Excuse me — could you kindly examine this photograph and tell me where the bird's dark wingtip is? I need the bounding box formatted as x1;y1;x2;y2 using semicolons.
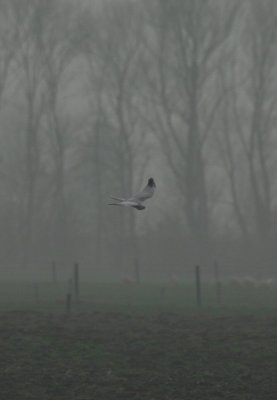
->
148;177;156;187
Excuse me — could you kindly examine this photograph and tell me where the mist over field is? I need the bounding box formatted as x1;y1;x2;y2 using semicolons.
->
1;3;277;400
0;0;277;283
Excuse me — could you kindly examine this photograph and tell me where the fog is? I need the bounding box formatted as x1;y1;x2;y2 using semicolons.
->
0;0;277;282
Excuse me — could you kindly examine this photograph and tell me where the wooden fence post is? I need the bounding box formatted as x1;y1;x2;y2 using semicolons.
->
214;259;222;305
73;263;79;302
195;265;202;308
65;278;72;313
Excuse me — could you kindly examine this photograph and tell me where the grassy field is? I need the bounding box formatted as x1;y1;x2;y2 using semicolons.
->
0;282;276;399
0;280;276;314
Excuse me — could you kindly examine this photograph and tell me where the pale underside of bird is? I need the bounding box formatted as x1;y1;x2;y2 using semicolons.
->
108;178;156;210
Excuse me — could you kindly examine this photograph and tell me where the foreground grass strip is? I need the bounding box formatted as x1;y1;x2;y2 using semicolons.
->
0;311;276;400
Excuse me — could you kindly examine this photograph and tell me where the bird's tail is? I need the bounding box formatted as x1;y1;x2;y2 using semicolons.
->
108;203;123;206
110;196;125;202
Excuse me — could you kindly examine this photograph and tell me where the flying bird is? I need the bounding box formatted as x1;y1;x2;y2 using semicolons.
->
109;178;156;210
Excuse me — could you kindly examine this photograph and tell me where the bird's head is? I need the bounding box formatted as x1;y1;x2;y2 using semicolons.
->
148;177;156;187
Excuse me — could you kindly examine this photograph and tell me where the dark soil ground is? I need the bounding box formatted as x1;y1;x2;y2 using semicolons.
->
0;311;276;400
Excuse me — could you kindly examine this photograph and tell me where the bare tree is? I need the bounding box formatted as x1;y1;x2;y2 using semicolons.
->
80;0;148;279
212;0;277;272
0;2;21;263
241;0;277;242
3;0;75;266
10;0;47;266
34;0;76;267
144;0;238;252
227;0;277;246
215;55;250;240
0;1;18;106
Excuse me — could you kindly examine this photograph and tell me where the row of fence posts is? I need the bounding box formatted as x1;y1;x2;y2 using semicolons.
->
51;261;80;313
50;260;221;311
65;263;79;313
195;261;222;308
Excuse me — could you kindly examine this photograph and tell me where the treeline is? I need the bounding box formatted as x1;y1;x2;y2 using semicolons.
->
0;0;277;278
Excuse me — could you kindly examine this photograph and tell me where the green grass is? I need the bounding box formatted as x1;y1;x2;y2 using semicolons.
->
0;310;277;399
0;281;276;399
0;281;276;316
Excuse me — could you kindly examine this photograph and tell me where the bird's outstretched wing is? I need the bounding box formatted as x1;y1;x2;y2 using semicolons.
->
109;200;138;207
110;196;125;202
109;178;156;210
130;177;156;203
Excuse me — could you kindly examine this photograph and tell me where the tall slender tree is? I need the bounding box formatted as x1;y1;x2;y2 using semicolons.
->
144;0;238;256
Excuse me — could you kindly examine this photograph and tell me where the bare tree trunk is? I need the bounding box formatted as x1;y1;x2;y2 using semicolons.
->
146;0;238;252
